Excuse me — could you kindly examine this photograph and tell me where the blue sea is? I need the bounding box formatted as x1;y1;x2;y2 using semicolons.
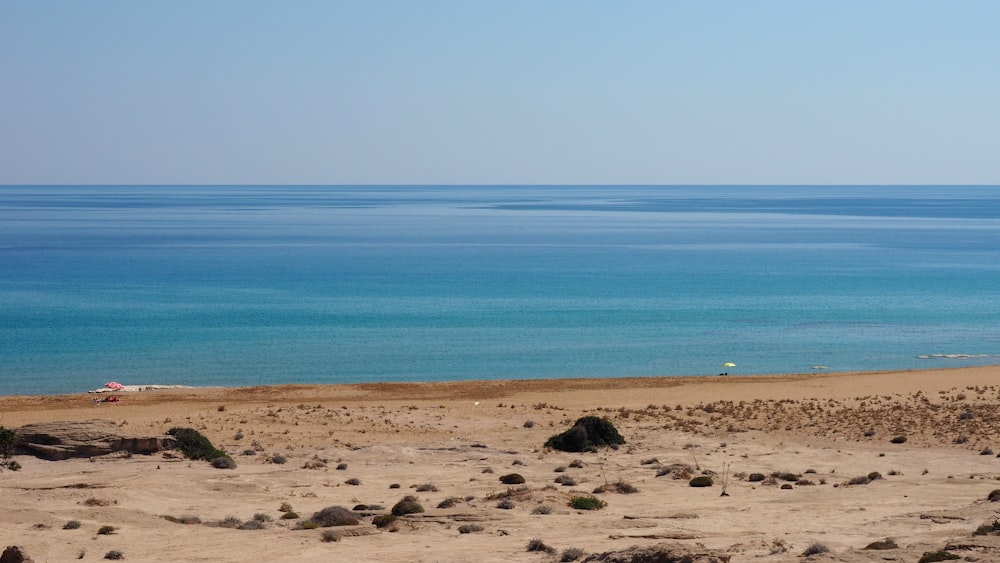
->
2;185;999;396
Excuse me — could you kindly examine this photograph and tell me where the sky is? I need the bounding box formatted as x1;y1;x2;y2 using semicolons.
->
1;1;998;185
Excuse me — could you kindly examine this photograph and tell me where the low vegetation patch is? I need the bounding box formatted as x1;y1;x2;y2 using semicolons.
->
545;416;625;453
689;476;713;487
890;435;907;444
864;538;898;550
458;524;484;534
974;519;1000;536
310;506;360;527
391;495;424;516
97;525;116;535
500;473;525;485
569;495;606;510
167;427;226;461
527;538;556;554
0;426;19;471
802;543;829;557
918;551;960;563
593;480;638;494
372;514;397;529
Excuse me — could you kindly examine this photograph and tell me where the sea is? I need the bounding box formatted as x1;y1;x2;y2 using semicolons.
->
2;185;999;396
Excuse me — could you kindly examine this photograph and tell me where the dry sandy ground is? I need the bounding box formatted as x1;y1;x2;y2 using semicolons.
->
4;366;1000;562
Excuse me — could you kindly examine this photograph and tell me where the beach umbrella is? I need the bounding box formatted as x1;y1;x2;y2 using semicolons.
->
723;362;736;368
104;381;125;391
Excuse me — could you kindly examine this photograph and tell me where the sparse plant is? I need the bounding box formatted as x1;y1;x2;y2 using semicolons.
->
271;454;287;464
560;547;584;561
437;497;460;509
104;550;124;560
415;483;438;492
497;499;516;509
523;420;535;428
974;519;1000;536
532;505;553;515
311;506;360;527
281;511;300;520
593;480;638;494
500;473;525;485
527;538;556;554
345;478;361;486
554;475;577;486
689;476;713;487
64;520;82;530
391;495;424;516
320;529;340;542
238;519;266;530
802;543;829;557
545;416;624;452
569;495;605;510
918;551;960;563
863;538;899;550
97;525;116;535
0;426;19;471
458;524;484;533
210;455;237;469
336;462;348;470
167;427;225;461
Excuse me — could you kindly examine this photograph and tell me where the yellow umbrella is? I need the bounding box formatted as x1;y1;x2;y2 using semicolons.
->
723;362;736;368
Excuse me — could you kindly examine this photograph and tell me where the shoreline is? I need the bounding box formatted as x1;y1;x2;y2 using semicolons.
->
5;364;1000;561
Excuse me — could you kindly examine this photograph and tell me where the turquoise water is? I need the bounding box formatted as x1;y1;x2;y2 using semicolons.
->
2;185;999;396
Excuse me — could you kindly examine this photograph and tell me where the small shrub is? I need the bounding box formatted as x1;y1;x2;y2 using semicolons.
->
802;543;829;557
238;519;266;530
988;489;1000;502
593;480;638;494
918;551;960;563
771;471;800;482
890;436;907;444
281;511;300;520
104;551;124;560
64;520;82;530
848;475;871;485
553;465;567;473
167;427;225;461
500;473;525;485
569;459;584;468
215;515;242;529
335;462;348;470
496;499;516;509
271;454;287;464
560;547;584;562
252;513;272;523
569;495;606;510
391;495;424;516
279;501;294;513
210;455;237;469
545;416;624;452
299;521;319;530
311;506;361;527
532;505;553;515
372;514;397;528
863;538;899;550
345;478;361;486
389;483;401;489
747;472;766;482
982;448;994;456
554;475;577;486
527;538;556;553
458;524;484;534
97;525;116;535
867;471;882;481
973;519;1000;536
1;426;20;471
415;483;438;492
241;449;257;456
689;476;713;487
523;420;535;428
321;529;340;542
437;497;460;509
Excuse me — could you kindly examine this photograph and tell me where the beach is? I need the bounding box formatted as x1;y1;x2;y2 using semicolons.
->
4;366;1000;562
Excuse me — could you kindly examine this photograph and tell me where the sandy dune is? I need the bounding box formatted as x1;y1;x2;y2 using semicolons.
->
4;366;1000;562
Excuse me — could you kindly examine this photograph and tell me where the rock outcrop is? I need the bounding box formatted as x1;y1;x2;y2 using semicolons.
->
581;542;731;563
15;420;176;460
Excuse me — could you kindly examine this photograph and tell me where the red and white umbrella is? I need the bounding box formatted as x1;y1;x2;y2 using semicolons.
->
104;381;125;391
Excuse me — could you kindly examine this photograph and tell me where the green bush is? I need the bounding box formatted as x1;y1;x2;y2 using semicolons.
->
689;476;713;487
0;426;18;471
569;495;606;510
545;416;625;452
167;428;225;461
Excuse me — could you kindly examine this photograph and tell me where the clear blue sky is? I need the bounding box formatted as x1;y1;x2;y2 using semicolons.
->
2;1;998;185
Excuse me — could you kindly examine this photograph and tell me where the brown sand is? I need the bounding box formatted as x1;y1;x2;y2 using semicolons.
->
4;366;1000;562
